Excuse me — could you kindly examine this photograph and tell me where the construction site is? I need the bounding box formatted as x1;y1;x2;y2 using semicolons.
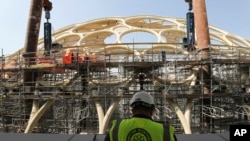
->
0;0;249;137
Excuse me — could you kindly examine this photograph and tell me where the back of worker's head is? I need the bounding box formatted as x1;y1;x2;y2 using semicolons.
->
130;91;155;111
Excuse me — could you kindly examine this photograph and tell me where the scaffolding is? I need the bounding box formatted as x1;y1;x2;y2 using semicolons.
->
0;43;250;134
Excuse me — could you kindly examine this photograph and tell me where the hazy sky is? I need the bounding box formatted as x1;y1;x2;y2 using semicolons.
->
0;0;249;55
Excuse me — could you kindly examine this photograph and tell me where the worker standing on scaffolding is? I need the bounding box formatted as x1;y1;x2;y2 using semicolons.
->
104;91;177;141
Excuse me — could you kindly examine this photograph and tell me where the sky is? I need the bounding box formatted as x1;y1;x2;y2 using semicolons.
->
0;0;250;55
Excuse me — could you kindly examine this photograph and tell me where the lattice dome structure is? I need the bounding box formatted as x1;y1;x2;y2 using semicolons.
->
1;15;250;134
6;15;250;60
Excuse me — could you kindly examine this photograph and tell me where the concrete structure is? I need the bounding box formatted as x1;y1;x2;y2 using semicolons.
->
0;15;250;134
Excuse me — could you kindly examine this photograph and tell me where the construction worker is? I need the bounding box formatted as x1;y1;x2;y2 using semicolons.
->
104;91;177;141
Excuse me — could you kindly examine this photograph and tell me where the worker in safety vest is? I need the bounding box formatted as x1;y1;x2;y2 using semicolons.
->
104;91;177;141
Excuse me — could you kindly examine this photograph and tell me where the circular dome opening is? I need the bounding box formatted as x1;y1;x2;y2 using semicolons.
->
121;31;157;43
121;31;157;49
105;34;117;44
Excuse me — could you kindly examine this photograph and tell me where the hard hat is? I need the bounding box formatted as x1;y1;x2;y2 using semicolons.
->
130;91;155;108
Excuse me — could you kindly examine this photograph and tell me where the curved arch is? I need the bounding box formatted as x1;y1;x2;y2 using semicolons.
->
95;45;132;55
82;31;115;45
54;34;81;47
125;16;180;29
72;18;122;33
160;29;186;43
144;44;188;54
225;34;250;47
120;29;160;43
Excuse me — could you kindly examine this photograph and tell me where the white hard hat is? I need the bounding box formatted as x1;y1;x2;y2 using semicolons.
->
130;91;155;108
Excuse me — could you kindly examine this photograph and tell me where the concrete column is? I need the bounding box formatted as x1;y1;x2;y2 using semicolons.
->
192;0;211;94
192;0;210;50
23;0;43;55
22;0;44;132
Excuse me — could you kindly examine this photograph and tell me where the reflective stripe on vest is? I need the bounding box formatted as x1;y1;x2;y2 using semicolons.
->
163;124;170;141
111;120;120;141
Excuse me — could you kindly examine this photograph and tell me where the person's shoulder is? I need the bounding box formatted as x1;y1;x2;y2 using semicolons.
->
112;118;131;124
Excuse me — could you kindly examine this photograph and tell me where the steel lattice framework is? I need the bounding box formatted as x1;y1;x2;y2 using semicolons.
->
1;15;250;134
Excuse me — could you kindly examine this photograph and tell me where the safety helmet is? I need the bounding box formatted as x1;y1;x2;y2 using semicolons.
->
130;91;155;108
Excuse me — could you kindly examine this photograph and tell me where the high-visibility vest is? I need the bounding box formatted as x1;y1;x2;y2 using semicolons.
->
109;118;175;141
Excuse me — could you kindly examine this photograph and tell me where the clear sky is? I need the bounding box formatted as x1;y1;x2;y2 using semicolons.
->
0;0;249;55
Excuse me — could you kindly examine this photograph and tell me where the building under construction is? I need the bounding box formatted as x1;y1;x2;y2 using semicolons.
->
0;0;249;135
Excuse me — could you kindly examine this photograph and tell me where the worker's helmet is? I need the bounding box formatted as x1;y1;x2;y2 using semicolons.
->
130;91;155;108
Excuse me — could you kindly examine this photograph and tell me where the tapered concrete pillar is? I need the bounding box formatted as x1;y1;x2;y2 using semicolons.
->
22;0;44;131
192;0;210;50
23;0;43;59
192;0;211;94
